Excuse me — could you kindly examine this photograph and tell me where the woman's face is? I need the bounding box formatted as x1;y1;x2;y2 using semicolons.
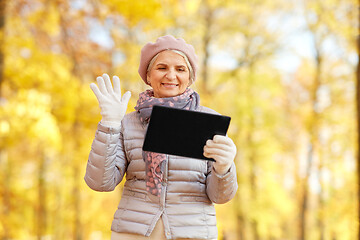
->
147;50;190;98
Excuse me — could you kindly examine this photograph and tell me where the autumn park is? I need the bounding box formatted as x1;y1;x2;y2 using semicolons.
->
0;0;359;239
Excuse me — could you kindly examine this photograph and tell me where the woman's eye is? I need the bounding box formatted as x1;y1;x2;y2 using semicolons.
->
178;68;185;71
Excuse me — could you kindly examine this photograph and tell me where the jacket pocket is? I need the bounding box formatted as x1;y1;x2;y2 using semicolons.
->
180;195;212;204
123;189;147;200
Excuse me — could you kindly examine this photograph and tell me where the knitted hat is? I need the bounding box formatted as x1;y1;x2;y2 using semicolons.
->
138;35;198;85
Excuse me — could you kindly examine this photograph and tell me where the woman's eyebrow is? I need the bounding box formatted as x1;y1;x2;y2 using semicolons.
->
155;63;187;69
155;62;167;66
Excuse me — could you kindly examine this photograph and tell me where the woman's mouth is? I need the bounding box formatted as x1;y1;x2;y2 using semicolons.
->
161;83;178;88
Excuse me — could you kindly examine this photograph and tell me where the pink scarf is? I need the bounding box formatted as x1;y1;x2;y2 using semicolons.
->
134;88;200;196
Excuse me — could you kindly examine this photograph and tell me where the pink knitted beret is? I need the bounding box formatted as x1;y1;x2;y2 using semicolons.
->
138;35;198;85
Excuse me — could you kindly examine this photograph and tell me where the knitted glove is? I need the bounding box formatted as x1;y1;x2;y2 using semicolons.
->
90;73;131;128
203;135;237;175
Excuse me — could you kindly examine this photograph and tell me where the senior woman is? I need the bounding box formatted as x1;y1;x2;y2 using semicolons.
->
84;35;238;240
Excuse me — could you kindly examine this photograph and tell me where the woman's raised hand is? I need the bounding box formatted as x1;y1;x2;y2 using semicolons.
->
90;73;131;127
203;135;237;175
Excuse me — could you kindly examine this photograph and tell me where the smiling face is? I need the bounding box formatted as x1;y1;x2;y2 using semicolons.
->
147;50;191;98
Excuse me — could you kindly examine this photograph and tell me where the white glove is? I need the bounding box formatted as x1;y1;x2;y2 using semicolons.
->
203;135;237;175
90;73;131;128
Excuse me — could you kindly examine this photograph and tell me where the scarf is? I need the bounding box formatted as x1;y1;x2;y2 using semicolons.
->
134;88;200;196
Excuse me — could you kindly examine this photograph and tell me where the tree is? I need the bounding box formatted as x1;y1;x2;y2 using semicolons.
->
356;0;360;238
0;1;10;239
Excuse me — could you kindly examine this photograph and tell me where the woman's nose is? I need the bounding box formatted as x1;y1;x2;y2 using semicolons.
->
166;69;176;80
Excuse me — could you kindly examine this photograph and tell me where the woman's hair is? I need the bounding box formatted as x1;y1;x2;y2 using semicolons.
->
146;49;195;84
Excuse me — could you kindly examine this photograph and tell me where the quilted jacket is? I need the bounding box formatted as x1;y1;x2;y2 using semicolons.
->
84;106;238;239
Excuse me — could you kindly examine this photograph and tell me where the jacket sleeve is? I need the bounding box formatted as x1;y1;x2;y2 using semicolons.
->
206;162;238;204
84;122;128;192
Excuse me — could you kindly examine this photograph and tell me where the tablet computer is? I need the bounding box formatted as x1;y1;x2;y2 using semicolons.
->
142;105;231;161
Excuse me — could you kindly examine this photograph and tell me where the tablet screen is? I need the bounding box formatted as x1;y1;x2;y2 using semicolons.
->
142;105;231;161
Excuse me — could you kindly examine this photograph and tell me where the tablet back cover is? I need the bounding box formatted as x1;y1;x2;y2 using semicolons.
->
142;105;231;161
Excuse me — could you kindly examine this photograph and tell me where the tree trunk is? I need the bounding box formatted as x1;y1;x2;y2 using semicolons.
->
247;67;260;240
36;153;47;240
0;0;5;93
0;2;9;240
312;45;325;240
200;0;213;94
249;139;259;240
73;160;82;240
72;123;82;240
299;144;312;240
58;2;84;239
234;180;245;240
1;151;11;240
356;1;360;238
317;146;325;240
298;18;323;237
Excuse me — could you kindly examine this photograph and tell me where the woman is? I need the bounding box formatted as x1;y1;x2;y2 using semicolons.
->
85;35;238;240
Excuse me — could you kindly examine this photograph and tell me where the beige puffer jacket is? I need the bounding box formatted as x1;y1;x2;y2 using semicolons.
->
84;106;238;239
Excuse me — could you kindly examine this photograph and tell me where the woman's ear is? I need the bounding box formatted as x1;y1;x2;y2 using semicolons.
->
187;79;192;87
146;75;151;86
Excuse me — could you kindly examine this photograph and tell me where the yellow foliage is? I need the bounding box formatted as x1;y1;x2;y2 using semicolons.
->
1;89;61;150
102;0;163;27
26;3;60;36
0;0;357;239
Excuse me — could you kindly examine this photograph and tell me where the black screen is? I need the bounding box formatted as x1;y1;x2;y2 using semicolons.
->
142;105;231;161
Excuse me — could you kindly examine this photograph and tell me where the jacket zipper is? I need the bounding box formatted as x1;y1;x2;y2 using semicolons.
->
160;155;168;208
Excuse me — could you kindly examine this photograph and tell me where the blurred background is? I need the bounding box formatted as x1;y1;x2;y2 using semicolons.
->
0;0;358;239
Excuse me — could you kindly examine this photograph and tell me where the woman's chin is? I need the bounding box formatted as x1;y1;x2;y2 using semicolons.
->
155;89;183;98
